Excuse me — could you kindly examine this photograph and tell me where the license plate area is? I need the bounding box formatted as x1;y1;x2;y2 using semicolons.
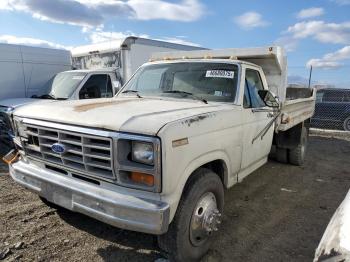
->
42;183;72;210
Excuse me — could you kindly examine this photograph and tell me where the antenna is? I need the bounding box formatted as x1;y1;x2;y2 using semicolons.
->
308;65;313;89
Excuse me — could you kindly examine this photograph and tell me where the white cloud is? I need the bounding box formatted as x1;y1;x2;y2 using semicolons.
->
286;20;350;44
274;36;299;52
0;0;205;27
128;0;204;21
275;19;350;69
297;7;324;19
86;29;201;46
307;46;350;69
331;0;350;5
234;11;269;30
0;34;71;50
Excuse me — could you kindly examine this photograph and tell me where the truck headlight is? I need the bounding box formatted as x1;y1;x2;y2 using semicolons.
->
117;135;161;192
132;141;154;165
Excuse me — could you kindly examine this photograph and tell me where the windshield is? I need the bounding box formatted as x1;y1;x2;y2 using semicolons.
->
122;62;239;103
49;72;87;99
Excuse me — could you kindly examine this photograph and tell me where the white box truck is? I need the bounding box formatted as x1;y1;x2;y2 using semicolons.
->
0;43;71;149
71;36;205;84
8;46;315;261
0;43;71;99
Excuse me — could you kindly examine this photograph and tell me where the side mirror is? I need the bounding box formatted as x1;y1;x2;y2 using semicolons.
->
258;90;280;108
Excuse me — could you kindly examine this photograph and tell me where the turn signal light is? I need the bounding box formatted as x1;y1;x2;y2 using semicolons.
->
2;150;19;165
130;172;154;187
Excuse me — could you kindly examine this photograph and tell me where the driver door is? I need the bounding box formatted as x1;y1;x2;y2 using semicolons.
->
239;66;274;180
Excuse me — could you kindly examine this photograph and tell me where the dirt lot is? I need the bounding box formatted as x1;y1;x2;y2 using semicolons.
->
1;135;350;262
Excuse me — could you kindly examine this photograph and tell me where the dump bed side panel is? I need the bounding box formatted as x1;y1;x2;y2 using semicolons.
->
277;89;316;131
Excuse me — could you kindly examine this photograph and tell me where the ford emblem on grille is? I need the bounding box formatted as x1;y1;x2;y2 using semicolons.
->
51;143;66;154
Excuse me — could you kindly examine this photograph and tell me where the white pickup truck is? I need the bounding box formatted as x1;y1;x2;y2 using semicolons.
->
8;46;315;261
0;68;122;150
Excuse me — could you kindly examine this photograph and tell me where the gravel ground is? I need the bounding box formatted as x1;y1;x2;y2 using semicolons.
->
0;135;350;262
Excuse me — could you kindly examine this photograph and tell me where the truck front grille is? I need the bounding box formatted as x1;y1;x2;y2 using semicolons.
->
23;124;114;179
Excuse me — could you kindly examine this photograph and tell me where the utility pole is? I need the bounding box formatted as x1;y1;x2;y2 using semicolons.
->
308;65;313;89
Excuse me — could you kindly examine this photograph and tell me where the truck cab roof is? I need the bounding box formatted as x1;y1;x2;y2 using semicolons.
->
147;58;262;69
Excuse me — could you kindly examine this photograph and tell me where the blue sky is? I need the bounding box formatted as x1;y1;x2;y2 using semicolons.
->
1;0;350;87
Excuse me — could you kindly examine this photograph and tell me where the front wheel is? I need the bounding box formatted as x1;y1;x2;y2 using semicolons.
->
344;116;350;131
158;169;224;262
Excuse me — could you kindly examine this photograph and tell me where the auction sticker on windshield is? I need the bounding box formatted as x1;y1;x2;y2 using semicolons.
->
206;70;234;79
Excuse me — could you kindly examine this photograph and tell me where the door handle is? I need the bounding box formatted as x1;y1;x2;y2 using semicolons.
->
267;112;274;118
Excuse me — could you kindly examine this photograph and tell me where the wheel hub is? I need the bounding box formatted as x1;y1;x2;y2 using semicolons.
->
190;192;221;246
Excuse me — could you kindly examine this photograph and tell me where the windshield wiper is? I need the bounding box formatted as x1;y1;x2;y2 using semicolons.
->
163;90;208;104
121;90;142;98
38;94;67;100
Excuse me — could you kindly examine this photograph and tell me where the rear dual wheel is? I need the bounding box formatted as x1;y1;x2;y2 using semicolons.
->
275;126;308;166
288;126;308;166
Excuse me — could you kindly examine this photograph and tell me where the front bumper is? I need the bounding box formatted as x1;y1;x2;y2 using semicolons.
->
10;160;170;235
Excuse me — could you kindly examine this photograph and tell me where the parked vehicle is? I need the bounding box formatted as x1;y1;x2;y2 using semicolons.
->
0;37;204;148
0;43;71;151
8;46;315;261
314;189;350;262
0;43;71;100
71;36;205;78
0;68;121;149
311;88;350;131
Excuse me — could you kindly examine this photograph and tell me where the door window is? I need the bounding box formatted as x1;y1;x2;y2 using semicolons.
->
243;69;266;108
79;74;113;99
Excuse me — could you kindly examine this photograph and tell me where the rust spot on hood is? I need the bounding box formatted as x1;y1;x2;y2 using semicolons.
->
183;113;214;127
74;99;135;112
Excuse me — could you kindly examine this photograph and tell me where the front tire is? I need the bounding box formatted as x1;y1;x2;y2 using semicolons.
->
344;116;350;131
158;168;224;262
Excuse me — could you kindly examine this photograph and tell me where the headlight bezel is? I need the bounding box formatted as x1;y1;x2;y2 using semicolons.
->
116;133;162;193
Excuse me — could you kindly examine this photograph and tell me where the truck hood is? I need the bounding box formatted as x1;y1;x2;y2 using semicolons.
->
0;98;44;109
14;97;223;135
